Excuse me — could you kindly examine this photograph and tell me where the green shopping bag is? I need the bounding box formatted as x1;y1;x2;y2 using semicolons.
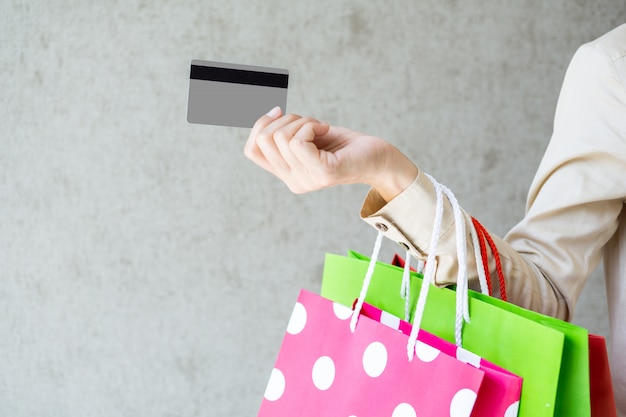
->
321;251;589;417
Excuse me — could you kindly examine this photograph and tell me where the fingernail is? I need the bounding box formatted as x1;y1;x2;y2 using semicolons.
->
266;106;281;118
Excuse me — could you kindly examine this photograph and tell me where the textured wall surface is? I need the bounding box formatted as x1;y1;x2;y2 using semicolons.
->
2;1;625;415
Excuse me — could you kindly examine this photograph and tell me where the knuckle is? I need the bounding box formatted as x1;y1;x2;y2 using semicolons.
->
317;176;333;189
252;114;273;131
256;130;274;147
279;113;299;125
301;117;318;125
251;118;265;131
244;145;262;162
286;177;311;194
274;129;290;143
243;143;256;159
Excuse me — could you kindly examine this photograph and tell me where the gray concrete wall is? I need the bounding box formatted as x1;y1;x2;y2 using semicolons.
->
2;1;625;415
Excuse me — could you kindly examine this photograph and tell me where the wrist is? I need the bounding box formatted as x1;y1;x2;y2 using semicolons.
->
367;143;418;202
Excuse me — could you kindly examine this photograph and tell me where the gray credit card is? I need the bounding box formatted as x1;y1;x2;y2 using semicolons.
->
186;60;289;128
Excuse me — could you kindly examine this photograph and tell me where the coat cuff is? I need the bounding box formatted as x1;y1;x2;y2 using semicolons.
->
360;170;460;286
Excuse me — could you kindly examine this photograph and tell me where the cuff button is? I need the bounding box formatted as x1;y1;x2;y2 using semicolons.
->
375;222;389;232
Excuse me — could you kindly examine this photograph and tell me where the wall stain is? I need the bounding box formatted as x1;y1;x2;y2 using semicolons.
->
480;147;500;173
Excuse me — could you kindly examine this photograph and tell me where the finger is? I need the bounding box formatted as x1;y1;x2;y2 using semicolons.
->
273;118;327;172
250;106;282;138
244;106;283;165
252;113;305;176
288;122;334;185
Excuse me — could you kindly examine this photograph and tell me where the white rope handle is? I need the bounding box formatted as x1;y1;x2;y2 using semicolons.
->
406;173;444;360
400;252;426;323
350;230;384;332
407;173;472;360
350;173;474;358
438;182;470;347
400;248;412;322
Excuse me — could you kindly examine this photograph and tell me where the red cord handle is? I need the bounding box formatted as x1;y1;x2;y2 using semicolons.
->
471;217;507;301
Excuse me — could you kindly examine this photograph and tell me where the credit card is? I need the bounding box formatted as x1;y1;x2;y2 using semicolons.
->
186;59;289;128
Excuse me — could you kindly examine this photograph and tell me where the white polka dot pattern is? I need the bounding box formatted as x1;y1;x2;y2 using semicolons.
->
392;403;417;417
333;302;353;320
287;302;307;335
414;340;440;362
362;341;388;377
263;368;285;401
257;290;490;417
505;401;520;417
450;388;478;417
312;356;335;390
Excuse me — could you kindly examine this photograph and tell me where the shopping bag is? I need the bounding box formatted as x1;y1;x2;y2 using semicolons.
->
321;252;563;417
589;334;617;417
257;289;485;417
324;250;592;417
389;213;591;417
360;301;522;417
471;217;598;417
467;229;613;417
320;173;567;416
469;285;589;416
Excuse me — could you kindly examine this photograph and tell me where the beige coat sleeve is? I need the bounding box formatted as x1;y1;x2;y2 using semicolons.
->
360;174;571;320
361;26;626;321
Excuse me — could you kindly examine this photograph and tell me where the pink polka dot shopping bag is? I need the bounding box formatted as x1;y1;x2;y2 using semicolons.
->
257;289;486;417
359;302;522;417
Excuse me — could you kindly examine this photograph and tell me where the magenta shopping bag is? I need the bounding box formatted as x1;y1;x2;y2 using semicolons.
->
360;302;522;417
258;289;485;417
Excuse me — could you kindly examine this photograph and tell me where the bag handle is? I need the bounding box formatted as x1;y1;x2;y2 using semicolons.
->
469;216;507;301
411;175;470;350
400;251;413;322
392;212;508;329
350;172;472;361
350;229;385;334
395;215;508;304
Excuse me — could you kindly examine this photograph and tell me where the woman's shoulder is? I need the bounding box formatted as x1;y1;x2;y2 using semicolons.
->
581;24;626;63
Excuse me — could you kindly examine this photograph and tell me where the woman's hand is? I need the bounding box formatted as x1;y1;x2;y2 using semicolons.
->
244;107;418;202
